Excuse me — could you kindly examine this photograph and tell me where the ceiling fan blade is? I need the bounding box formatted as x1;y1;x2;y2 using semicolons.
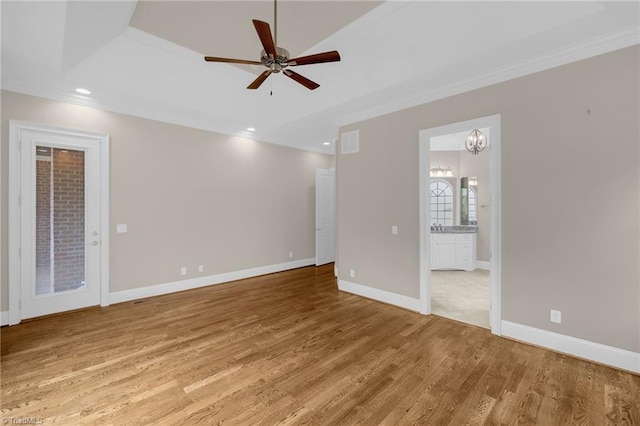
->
247;70;272;90
204;56;262;65
283;70;319;90
252;20;277;58
287;51;341;66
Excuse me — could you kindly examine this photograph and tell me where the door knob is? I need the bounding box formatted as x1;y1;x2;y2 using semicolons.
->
92;241;99;246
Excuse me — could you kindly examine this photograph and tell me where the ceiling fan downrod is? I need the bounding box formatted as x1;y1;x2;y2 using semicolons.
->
274;0;277;48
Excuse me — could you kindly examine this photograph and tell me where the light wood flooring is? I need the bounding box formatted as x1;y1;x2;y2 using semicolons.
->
431;269;491;329
2;264;638;425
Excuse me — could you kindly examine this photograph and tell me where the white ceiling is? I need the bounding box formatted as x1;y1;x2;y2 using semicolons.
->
2;1;639;154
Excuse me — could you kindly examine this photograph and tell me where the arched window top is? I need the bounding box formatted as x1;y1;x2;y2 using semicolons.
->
430;179;453;226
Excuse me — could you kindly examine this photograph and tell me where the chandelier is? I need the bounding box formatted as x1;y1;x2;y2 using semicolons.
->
465;129;488;155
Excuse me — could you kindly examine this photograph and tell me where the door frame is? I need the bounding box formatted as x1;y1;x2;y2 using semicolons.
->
8;120;110;325
418;114;502;335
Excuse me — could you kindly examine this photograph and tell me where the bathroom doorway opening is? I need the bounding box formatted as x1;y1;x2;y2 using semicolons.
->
418;115;502;335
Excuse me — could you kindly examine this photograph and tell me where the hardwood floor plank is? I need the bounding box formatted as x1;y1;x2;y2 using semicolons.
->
2;264;639;425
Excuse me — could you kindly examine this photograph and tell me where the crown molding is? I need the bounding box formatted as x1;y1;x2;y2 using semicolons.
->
337;26;640;127
0;79;334;155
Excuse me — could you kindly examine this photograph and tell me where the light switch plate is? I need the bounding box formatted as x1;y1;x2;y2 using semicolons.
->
116;224;127;233
392;225;398;235
550;309;561;324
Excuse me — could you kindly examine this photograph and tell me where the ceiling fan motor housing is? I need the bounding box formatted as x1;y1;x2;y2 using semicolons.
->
261;47;290;73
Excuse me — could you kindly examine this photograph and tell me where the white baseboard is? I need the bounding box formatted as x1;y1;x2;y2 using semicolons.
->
1;311;8;326
476;260;490;270
110;258;315;305
502;320;640;374
338;279;421;312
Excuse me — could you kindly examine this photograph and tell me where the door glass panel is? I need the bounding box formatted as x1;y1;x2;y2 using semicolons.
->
35;146;86;295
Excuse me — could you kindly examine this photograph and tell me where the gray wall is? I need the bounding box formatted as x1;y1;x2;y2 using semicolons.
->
1;91;333;309
336;46;639;352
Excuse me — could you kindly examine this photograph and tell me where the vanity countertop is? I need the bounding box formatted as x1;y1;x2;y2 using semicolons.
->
431;225;478;234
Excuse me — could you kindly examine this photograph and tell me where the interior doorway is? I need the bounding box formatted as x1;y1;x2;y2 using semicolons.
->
315;168;335;266
8;121;110;324
418;115;502;335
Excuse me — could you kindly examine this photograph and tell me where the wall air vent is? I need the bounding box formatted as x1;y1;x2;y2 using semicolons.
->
341;130;359;154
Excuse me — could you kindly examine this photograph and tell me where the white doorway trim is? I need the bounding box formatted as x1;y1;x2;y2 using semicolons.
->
418;114;502;335
8;120;110;325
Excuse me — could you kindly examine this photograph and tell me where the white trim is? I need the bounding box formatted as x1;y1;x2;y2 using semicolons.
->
338;26;640;127
502;320;640;374
337;279;421;313
110;258;315;305
1;311;9;326
489;117;502;335
8;120;110;325
8;122;21;325
476;261;491;271
100;137;110;307
419;114;502;335
418;136;431;315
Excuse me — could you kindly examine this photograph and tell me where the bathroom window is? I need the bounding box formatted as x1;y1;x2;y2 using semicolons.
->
468;187;477;224
430;179;453;226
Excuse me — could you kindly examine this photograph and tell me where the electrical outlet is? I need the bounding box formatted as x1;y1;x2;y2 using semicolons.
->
180;267;187;276
289;251;293;258
550;309;561;324
198;265;204;273
349;269;355;278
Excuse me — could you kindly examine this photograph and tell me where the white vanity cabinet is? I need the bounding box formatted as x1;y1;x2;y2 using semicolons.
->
431;233;477;271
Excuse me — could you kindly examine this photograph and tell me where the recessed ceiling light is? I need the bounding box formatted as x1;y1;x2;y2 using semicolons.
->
323;142;331;146
75;88;91;95
246;127;256;132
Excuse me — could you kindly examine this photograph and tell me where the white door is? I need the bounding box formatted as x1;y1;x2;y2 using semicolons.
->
315;168;335;266
18;128;103;319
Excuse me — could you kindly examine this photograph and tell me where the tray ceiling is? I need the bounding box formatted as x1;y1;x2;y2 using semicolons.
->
2;1;638;153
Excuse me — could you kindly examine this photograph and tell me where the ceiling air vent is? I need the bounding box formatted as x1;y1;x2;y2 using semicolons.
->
341;130;359;154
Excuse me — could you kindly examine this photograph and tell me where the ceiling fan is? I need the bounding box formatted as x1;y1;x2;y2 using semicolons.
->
204;0;340;90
